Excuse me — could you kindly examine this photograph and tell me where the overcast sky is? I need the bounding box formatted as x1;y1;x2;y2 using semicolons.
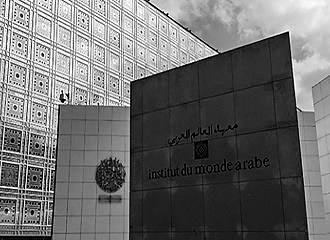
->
151;0;330;111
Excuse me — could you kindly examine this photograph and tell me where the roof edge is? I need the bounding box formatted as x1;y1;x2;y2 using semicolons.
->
144;0;219;53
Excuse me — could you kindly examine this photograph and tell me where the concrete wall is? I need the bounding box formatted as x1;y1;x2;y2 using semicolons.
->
130;32;308;240
298;111;328;240
312;76;330;237
53;106;129;240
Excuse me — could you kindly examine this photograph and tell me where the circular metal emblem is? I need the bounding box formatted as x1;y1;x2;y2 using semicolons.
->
95;157;126;193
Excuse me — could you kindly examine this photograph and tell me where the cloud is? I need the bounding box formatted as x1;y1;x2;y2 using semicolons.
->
151;0;330;110
225;0;330;109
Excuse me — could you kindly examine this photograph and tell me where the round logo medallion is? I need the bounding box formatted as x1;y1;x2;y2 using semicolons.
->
95;157;126;193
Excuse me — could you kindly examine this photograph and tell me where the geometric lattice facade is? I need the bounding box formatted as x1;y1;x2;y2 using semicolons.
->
313;76;330;238
298;111;329;240
0;0;216;236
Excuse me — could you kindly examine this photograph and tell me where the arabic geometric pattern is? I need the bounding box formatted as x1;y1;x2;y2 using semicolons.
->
47;202;53;225
159;18;168;34
58;0;72;20
0;199;16;224
94;0;106;16
110;30;120;48
29;133;45;157
0;163;19;188
26;166;43;190
53;108;59;131
93;69;105;89
189;39;195;52
23;201;41;224
51;139;57;159
160;38;168;53
124;37;133;55
33;72;49;96
95;157;126;193
171;46;178;59
56;53;70;75
110;53;120;71
149;31;157;48
123;15;133;34
57;26;71;48
148;52;157;68
11;33;28;58
13;3;30;28
4;128;22;153
50;170;55;191
36;15;51;39
109;76;120;95
194;140;209;160
93;20;105;40
0;0;216;235
137;24;146;41
76;35;89;57
123;0;133;12
196;44;204;56
6;95;24;120
124;59;133;77
31;102;47;126
149;12;157;29
137;3;145;19
80;0;90;6
35;43;50;67
170;25;178;41
180;34;188;49
160;58;168;71
0;0;5;17
77;10;89;31
123;81;130;99
181;52;187;64
92;93;104;105
94;44;105;64
76;61;88;82
137;66;146;79
37;0;52;11
0;26;3;48
136;45;146;62
8;63;26;89
110;6;120;25
74;87;87;104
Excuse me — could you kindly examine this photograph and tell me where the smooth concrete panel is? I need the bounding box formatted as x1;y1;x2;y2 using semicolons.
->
232;39;271;90
204;183;241;231
53;106;129;239
235;83;276;134
198;53;233;99
168;63;199;106
269;33;293;81
131;32;308;239
313;76;330;237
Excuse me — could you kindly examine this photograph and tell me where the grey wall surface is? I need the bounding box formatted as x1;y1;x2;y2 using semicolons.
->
312;76;330;237
53;106;129;240
298;111;328;240
130;32;308;240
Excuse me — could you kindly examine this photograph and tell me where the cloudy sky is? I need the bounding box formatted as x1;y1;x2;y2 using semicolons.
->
151;0;330;111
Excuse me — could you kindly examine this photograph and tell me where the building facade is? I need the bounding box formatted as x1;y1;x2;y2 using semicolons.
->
0;0;217;236
312;76;330;237
53;105;129;240
298;111;328;240
130;32;309;240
